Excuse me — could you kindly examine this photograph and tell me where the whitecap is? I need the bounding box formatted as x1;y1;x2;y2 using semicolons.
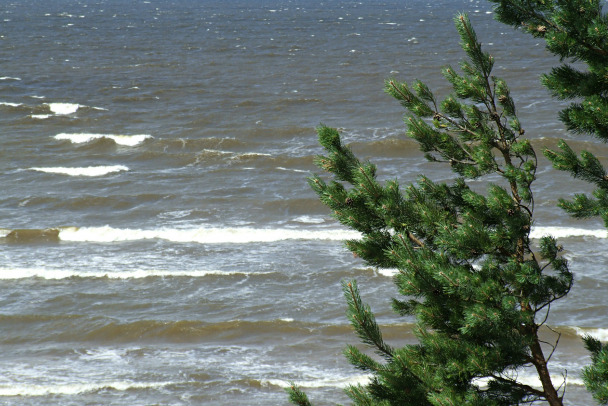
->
291;216;326;224
0;267;254;280
78;348;128;362
530;226;606;239
53;225;601;245
30;114;52;119
474;372;584;390
231;152;272;158
0;381;175;396
57;225;361;244
574;327;608;342
0;101;22;107
0;76;21;81
276;167;309;173
376;262;480;277
157;210;193;220
29;165;129;177
46;102;80;115
376;268;399;277
54;133;152;146
266;374;369;389
200;148;232;156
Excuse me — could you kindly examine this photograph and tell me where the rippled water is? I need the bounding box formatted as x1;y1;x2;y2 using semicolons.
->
1;0;606;404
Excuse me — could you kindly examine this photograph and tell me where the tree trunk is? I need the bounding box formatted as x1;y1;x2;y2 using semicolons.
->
530;338;563;406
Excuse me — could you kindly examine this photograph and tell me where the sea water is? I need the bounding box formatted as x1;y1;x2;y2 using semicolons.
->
1;0;606;404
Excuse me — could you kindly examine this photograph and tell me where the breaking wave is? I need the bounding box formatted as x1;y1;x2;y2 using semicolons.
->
0;226;359;244
0;381;175;397
2;225;607;246
530;226;606;239
54;133;152;146
29;165;129;177
0;267;260;280
58;225;359;243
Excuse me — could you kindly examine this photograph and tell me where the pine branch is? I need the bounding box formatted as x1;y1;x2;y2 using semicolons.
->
582;335;608;404
343;280;394;360
491;0;608;58
488;374;547;398
286;383;313;406
303;10;571;406
544;325;562;364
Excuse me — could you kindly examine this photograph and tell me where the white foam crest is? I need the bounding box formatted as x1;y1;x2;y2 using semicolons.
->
273;371;583;392
376;262;480;278
530;226;606;239
30;114;51;119
291;216;326;224
235;152;272;157
201;148;232;156
0;267;251;280
474;371;584;389
29;165;129;177
313;225;608;243
575;327;608;342
0;381;174;396
56;225;597;247
276;166;309;173
266;374;369;389
0;101;22;107
46;102;80;115
58;225;361;244
78;348;129;362
157;209;193;220
54;133;152;146
377;268;399;277
0;76;21;81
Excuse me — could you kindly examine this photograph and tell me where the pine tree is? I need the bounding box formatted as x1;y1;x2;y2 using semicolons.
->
288;14;574;406
487;1;608;403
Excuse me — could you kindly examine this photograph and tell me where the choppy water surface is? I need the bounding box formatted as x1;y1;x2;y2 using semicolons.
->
1;0;606;404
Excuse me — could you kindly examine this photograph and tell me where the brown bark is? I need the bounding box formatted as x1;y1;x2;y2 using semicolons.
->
530;337;563;406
